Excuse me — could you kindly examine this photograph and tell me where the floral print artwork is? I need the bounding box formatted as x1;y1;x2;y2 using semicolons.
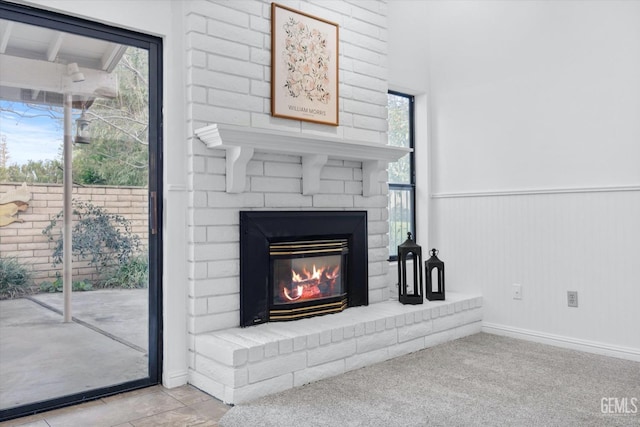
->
282;17;332;104
271;3;338;125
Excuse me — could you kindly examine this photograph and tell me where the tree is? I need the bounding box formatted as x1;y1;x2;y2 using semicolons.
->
0;47;149;187
387;94;411;184
0;159;63;183
0;135;8;168
0;107;65;183
72;47;149;187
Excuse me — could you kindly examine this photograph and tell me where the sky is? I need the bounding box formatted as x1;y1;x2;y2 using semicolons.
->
0;100;65;166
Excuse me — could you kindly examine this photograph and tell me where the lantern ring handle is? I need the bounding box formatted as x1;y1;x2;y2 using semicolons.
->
431;248;439;256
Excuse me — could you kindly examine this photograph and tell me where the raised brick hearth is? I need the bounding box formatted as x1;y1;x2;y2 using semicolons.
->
191;293;482;404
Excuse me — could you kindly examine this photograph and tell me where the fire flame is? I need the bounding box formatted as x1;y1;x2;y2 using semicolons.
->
282;264;340;302
283;285;305;301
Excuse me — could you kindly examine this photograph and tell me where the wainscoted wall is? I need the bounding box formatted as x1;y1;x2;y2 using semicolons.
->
389;0;640;359
430;187;640;357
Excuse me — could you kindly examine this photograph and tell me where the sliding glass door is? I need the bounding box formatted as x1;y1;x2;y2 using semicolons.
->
0;2;162;421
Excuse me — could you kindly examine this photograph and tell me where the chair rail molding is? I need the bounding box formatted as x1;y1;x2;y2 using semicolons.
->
194;123;411;196
431;185;640;199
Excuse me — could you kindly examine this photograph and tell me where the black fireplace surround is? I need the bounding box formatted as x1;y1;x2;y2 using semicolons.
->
240;211;368;327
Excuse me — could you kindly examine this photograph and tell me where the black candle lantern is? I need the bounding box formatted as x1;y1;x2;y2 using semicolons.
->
425;248;445;301
397;232;423;305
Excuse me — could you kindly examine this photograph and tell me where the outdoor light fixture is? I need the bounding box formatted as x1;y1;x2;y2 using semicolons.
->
74;108;91;144
397;232;424;305
67;62;85;82
426;248;445;301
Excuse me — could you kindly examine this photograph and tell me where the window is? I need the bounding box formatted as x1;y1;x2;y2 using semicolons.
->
387;91;415;260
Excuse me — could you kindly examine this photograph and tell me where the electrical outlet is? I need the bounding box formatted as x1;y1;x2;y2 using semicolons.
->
512;284;522;300
567;291;578;307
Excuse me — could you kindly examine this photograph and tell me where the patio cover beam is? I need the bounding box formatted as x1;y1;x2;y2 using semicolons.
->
0;54;118;98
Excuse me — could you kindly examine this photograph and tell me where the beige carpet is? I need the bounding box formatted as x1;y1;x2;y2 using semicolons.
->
220;333;640;426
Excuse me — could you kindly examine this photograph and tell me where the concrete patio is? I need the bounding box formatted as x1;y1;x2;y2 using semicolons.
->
0;289;148;411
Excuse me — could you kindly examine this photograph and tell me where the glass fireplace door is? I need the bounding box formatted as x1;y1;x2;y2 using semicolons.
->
269;240;348;321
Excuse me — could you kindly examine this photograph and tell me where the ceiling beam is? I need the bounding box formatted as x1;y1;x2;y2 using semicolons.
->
46;32;65;62
0;21;14;54
0;54;118;98
101;43;127;72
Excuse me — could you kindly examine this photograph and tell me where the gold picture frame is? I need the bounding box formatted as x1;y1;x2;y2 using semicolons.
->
271;3;339;126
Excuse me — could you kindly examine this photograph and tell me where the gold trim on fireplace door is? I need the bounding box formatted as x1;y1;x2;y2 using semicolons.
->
270;240;348;256
270;240;347;249
270;247;345;256
269;297;348;320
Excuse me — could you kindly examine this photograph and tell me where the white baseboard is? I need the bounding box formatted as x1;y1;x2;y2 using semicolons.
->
162;370;189;388
482;323;640;362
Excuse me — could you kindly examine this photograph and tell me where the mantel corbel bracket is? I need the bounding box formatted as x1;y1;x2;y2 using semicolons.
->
362;160;386;197
226;146;254;193
302;154;329;195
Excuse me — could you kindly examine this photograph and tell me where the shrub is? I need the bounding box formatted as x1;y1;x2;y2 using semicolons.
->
42;200;141;278
73;280;93;292
102;255;148;289
0;257;33;299
39;278;93;293
38;281;60;293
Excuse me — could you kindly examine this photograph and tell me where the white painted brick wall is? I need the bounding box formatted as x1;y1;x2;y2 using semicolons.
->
293;359;345;387
185;0;391;379
248;352;306;383
307;340;356;367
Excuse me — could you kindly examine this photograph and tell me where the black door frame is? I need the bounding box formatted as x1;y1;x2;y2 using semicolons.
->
0;1;163;421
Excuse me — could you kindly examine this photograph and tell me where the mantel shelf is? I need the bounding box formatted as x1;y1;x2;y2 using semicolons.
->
194;123;411;196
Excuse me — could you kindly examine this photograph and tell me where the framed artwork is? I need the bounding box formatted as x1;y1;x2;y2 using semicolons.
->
271;3;339;126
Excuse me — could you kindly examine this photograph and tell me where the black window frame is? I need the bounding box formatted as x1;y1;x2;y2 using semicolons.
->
388;90;416;261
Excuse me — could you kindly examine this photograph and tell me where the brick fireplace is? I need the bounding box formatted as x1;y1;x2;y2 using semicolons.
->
179;0;483;408
188;124;484;404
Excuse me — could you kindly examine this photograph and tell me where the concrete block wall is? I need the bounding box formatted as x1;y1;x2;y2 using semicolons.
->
0;183;148;286
184;0;391;345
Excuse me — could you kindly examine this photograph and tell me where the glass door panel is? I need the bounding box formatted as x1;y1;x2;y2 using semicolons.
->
0;6;161;420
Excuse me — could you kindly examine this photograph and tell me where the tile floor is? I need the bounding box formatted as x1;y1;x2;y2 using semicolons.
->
0;385;230;427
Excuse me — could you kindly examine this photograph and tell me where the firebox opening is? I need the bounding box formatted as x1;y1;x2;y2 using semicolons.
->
240;211;368;327
270;239;348;321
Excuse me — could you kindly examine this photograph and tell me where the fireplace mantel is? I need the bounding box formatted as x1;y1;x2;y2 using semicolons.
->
194;124;411;196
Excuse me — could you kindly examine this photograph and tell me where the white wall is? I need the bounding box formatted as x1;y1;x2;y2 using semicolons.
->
425;0;640;194
389;0;640;357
